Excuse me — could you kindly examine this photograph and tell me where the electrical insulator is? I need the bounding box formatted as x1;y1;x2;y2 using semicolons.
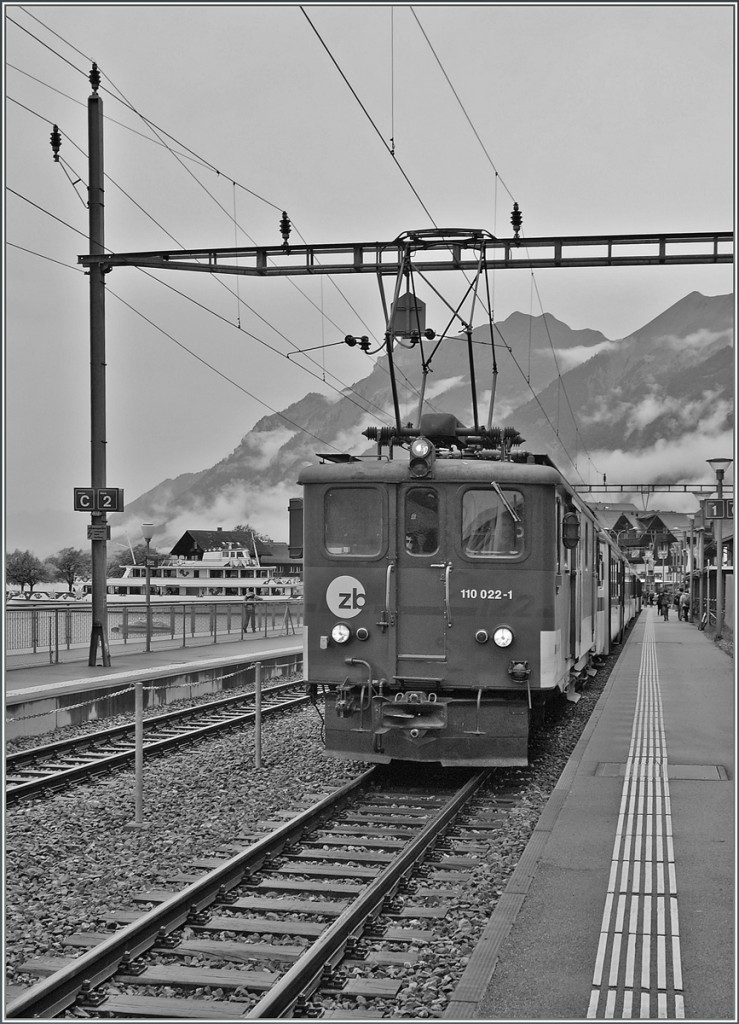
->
511;202;522;240
345;335;371;351
280;211;291;247
50;125;62;162
89;63;100;93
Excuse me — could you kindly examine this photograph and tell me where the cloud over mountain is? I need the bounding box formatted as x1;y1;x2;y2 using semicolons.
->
118;291;733;550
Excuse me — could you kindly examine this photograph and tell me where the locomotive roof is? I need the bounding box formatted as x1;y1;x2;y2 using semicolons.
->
298;456;568;488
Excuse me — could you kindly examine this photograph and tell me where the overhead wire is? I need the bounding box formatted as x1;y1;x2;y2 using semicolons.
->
8;14;430;420
11;7;593;475
409;7;517;204
9;170;391;426
6;84;406;425
6;237;346;455
409;6;600;479
300;6;438;226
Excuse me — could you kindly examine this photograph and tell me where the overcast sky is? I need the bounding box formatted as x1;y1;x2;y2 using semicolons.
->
3;2;735;556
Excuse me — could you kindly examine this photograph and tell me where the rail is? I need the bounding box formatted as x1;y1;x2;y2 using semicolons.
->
4;599;303;662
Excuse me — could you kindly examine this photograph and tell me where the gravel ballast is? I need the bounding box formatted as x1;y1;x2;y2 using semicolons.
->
5;643;628;1016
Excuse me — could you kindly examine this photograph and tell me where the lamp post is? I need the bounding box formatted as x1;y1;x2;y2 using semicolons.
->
657;545;668;588
692;492;708;627
142;523;154;653
707;458;732;639
688;515;696;622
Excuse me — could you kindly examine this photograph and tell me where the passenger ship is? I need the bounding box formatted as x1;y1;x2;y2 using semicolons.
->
106;530;302;602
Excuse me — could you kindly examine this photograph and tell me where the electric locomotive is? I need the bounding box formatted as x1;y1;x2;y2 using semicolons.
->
290;227;639;766
296;414;639;767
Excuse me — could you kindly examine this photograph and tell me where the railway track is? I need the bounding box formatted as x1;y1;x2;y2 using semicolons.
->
7;765;501;1019
6;681;308;805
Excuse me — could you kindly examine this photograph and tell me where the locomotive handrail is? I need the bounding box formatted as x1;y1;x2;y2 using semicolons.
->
384;561;395;626
432;562;454;626
444;563;453;626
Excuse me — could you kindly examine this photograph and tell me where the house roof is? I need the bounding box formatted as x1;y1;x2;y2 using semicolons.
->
593;509;641;532
168;531;302;565
637;512;693;537
170;530;273;557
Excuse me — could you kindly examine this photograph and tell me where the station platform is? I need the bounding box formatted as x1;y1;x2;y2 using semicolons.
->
447;607;735;1021
4;633;303;695
4;635;304;741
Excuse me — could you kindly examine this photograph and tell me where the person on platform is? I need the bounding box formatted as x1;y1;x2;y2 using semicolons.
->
657;591;669;620
243;590;257;633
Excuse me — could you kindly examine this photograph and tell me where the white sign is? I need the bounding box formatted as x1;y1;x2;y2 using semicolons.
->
326;575;366;618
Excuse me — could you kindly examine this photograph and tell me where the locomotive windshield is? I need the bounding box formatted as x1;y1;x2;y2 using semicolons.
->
324;487;383;555
405;488;439;554
462;489;525;557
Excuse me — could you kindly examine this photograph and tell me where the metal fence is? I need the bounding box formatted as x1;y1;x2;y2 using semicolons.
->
4;599;303;662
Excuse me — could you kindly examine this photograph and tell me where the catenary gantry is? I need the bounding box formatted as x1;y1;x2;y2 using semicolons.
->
79;229;733;277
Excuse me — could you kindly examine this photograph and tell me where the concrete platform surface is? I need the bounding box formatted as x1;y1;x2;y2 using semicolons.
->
446;608;735;1021
5;634;303;699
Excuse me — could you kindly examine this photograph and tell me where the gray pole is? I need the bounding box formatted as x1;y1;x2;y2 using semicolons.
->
688;518;695;622
715;470;725;638
145;539;152;653
87;64;110;666
698;527;705;625
254;662;263;768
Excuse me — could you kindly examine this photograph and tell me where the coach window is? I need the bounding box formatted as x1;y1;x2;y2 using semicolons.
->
325;487;383;556
462;489;524;557
405;488;439;554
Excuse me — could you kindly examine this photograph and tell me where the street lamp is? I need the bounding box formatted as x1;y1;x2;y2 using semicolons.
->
707;457;732;639
687;515;696;622
142;522;155;653
657;545;668;587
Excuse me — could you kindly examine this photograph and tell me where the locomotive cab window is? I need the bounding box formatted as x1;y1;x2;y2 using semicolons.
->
405;488;439;554
462;489;524;557
325;488;383;556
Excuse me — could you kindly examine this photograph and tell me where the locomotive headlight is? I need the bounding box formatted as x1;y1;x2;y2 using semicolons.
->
410;437;433;459
331;623;352;644
409;436;435;478
492;625;514;648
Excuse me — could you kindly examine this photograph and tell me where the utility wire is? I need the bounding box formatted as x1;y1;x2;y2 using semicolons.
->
410;7;516;203
8;239;345;454
300;6;438;226
9;16;424;410
8;12;431;408
8;179;389;423
16;8;584;460
408;8;600;477
8;84;403;420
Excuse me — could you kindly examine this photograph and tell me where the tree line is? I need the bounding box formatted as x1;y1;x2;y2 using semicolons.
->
5;545;164;599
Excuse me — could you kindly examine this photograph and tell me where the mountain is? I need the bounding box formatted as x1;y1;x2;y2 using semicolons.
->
118;291;734;550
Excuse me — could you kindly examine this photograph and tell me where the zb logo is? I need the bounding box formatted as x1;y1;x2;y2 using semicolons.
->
326;575;366;619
